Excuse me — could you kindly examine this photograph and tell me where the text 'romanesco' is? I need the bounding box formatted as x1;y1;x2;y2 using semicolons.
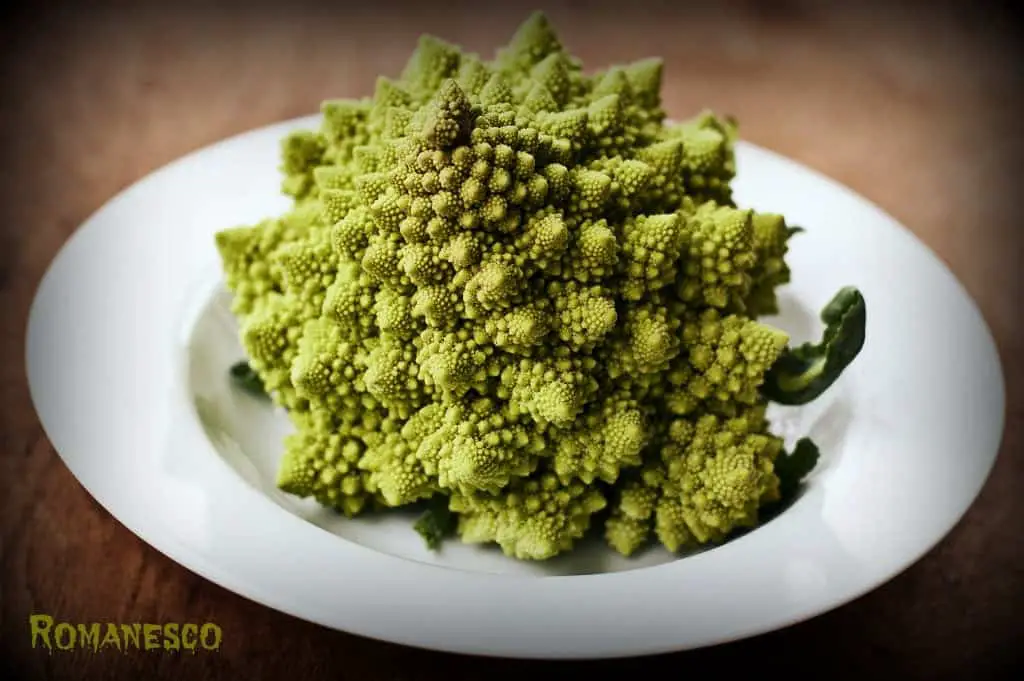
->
216;12;865;560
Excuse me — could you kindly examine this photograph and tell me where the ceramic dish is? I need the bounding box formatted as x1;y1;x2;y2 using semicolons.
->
25;115;1006;659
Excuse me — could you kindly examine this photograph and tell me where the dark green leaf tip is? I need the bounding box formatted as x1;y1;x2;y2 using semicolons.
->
230;360;268;398
762;286;866;405
775;437;820;502
413;496;457;550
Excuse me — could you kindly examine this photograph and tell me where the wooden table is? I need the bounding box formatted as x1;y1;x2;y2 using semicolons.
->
2;1;1021;678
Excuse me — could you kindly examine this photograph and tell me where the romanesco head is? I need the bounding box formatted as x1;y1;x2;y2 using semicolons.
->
215;12;836;561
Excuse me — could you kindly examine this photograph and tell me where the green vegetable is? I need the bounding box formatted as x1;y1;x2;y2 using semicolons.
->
761;286;866;405
229;360;267;398
718;437;820;537
215;12;865;561
414;496;458;550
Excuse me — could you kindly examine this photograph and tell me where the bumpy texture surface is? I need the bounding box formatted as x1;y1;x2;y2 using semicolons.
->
216;13;812;560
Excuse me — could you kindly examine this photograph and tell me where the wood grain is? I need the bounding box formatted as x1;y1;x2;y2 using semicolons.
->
2;1;1021;679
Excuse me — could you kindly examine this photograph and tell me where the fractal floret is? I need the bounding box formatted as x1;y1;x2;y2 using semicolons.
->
216;12;866;561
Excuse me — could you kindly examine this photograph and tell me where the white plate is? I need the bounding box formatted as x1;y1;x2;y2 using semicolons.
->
26;115;1006;659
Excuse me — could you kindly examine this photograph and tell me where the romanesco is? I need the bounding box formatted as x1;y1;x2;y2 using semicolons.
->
217;12;866;560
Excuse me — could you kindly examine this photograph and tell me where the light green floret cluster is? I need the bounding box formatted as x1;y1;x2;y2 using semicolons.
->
215;12;865;560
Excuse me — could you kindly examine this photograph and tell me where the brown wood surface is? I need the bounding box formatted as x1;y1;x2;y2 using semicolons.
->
2;1;1022;679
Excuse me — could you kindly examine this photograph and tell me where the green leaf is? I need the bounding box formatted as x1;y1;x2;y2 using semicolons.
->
774;437;820;502
762;286;866;405
413;496;457;550
229;360;267;398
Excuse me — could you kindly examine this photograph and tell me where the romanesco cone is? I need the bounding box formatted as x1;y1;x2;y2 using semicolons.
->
216;12;865;561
